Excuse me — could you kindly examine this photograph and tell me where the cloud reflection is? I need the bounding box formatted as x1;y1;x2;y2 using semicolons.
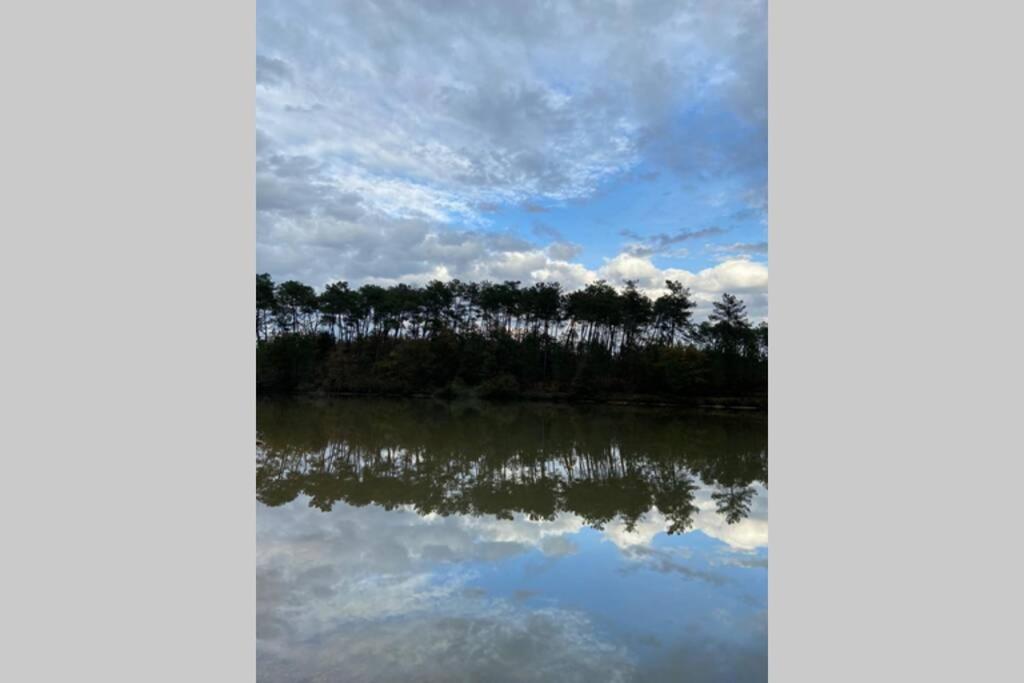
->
257;399;767;682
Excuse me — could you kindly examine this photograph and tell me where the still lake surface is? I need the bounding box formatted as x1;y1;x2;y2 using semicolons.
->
257;398;767;682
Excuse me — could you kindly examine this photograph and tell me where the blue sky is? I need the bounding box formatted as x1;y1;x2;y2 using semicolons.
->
256;0;767;319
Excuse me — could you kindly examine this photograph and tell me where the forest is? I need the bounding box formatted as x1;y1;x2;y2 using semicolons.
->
256;273;767;403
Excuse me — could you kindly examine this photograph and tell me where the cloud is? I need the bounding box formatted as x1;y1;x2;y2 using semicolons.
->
257;480;768;683
256;0;768;318
259;607;635;683
256;54;293;87
256;1;767;248
539;535;579;557
636;623;767;683
618;546;731;586
257;478;767;682
597;254;769;321
546;241;584;261
621;226;729;255
531;220;566;241
258;0;676;216
257;500;631;682
713;241;769;257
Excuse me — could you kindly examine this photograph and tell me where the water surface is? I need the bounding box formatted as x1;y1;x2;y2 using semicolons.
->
257;398;767;682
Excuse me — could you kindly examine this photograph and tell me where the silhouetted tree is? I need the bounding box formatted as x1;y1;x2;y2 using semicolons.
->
706;292;752;355
256;273;276;341
275;280;319;334
620;280;653;351
256;277;767;399
652;280;696;345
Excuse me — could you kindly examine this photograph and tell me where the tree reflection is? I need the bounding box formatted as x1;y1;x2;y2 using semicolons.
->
711;485;757;524
257;398;767;533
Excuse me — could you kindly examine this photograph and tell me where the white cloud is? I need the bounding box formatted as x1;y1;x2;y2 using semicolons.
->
598;254;769;321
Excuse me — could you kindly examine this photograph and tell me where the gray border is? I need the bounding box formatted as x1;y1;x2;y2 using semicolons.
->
2;1;1021;680
771;2;1021;680
1;1;255;680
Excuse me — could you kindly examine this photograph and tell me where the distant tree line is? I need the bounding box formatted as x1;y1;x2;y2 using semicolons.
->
256;273;767;400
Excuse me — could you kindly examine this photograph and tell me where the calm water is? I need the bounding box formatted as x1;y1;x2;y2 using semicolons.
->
257;398;768;682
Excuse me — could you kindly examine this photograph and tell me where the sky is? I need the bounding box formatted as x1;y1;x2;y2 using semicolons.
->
256;0;767;320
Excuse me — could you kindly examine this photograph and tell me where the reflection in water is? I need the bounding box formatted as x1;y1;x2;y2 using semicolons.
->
257;398;768;683
258;399;767;533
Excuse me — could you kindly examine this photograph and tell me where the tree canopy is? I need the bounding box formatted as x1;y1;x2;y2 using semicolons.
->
256;273;767;400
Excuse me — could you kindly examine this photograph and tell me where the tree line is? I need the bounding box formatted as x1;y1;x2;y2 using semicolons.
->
256;273;767;400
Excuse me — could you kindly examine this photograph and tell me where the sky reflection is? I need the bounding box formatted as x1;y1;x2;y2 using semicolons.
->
257;399;767;682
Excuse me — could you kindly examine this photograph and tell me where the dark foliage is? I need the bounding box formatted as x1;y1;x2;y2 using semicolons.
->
256;274;767;400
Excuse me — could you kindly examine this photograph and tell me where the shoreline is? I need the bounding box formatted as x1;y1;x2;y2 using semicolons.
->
257;388;767;412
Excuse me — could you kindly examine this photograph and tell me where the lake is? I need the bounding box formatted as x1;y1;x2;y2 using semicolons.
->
257;397;768;682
